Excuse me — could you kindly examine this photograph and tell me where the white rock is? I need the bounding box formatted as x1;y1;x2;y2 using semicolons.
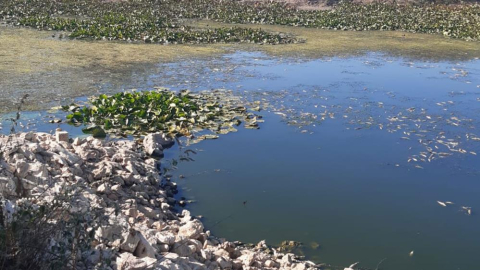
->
56;130;69;143
143;134;165;157
238;252;255;266
172;241;195;257
15;160;29;178
134;233;157;258
163;252;180;261
265;259;279;268
280;254;294;267
200;249;212;261
216;257;233;269
178;220;204;240
120;230;141;253
213;248;230;259
292;263;307;270
116;252;157;270
157;259;185;270
138;205;163;220
97;183;110;194
157;231;176;245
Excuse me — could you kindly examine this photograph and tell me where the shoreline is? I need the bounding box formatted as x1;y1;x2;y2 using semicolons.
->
0;130;321;270
1;22;480;114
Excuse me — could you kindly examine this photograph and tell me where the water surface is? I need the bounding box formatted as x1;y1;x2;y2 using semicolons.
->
167;52;480;270
2;50;480;270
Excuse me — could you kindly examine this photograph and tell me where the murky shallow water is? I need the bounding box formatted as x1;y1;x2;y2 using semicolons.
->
2;51;480;270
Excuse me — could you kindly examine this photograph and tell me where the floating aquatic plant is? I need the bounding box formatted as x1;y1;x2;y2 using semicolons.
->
63;89;261;138
0;0;299;44
2;0;478;43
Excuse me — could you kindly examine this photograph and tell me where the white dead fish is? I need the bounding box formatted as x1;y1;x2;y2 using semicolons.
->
409;250;414;257
437;201;447;207
461;206;472;216
445;201;455;205
344;262;359;270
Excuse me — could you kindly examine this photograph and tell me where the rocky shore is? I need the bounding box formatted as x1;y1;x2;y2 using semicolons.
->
0;131;320;270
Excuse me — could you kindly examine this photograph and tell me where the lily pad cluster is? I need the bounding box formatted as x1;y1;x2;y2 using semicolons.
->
63;89;262;139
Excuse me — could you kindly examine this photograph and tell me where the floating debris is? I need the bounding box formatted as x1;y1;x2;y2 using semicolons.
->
310;241;320;250
278;240;303;253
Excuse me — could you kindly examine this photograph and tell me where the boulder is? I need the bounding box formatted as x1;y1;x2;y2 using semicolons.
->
120;230;141;253
172;241;195;257
55;130;69;143
143;133;174;157
116;252;157;270
216;256;233;269
156;231;176;245
178;220;204;240
134;233;157;258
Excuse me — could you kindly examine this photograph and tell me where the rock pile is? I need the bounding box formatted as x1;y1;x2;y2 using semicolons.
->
0;131;319;270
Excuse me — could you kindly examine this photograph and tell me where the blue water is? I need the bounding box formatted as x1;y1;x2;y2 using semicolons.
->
167;52;480;270
2;51;480;270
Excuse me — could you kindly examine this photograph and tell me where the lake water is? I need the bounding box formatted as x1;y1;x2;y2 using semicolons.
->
165;52;480;270
2;51;480;270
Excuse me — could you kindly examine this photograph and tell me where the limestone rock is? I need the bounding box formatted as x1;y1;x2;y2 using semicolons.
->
120;230;141;253
134;233;157;258
156;231;176;245
178;220;204;240
116;252;157;270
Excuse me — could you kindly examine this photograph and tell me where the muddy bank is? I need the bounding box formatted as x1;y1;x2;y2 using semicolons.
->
0;131;321;270
0;25;225;113
193;21;480;60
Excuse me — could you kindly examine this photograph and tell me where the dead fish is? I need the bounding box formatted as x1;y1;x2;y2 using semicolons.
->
461;206;472;216
409;250;414;257
437;201;447;207
344;262;359;270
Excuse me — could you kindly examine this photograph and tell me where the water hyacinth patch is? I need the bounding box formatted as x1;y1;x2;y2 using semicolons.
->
1;0;478;42
17;14;298;44
0;0;299;45
63;89;262;139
